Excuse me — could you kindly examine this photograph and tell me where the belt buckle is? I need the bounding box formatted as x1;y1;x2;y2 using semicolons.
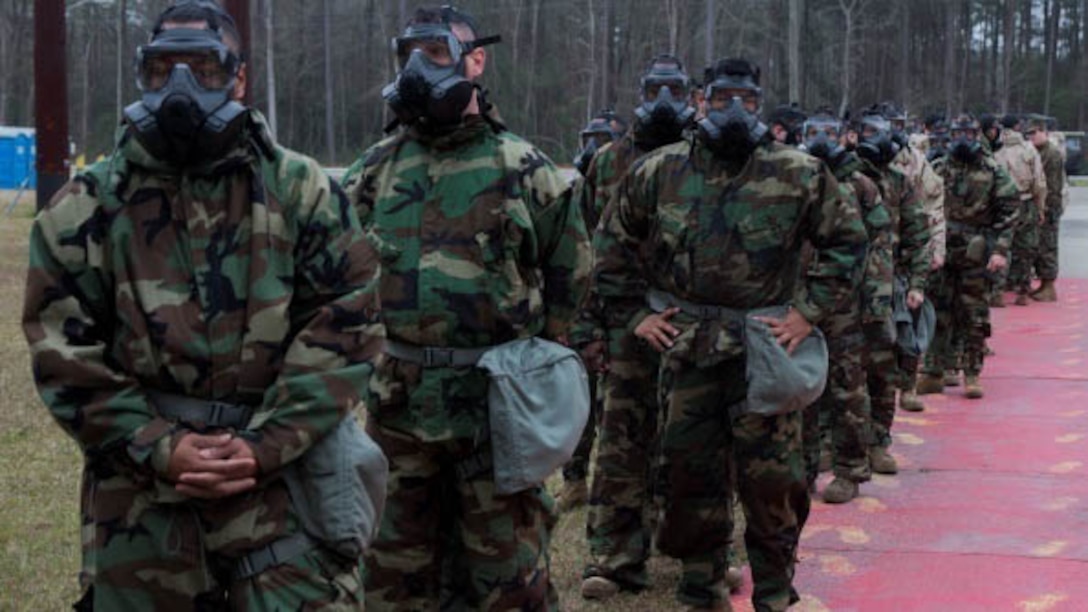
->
423;348;455;367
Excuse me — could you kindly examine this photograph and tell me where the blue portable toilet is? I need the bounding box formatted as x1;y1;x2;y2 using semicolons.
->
0;127;37;190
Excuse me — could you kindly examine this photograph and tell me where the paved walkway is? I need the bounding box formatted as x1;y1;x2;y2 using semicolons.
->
769;280;1088;611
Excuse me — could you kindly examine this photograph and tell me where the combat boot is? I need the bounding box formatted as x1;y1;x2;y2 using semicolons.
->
900;389;925;412
680;581;733;612
964;375;984;399
989;293;1006;308
916;374;945;395
944;370;961;387
823;477;859;504
1032;280;1058;302
556;479;588;512
870;446;899;474
581;576;620;600
1014;291;1030;306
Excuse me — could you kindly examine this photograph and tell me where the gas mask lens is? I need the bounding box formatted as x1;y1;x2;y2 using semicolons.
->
138;49;234;92
394;32;461;69
645;79;688;101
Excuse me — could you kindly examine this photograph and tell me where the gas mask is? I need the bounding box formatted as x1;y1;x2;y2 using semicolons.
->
382;24;500;130
950;131;982;163
632;68;695;149
927;129;950;162
123;27;246;166
855;115;900;166
573;117;617;176
802;117;846;164
698;94;768;162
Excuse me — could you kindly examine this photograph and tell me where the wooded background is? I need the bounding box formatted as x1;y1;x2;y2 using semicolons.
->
2;0;1087;165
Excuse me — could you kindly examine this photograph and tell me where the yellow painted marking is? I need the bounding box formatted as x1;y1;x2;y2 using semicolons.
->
856;497;888;513
800;524;832;541
837;526;870;545
1018;593;1069;611
818;554;857;577
794;595;831;612
1048;461;1083;474
1031;541;1068;557
894;432;926;445
1059;410;1087;418
896;416;934;427
1042;497;1078;511
871;474;901;489
1056;433;1085;444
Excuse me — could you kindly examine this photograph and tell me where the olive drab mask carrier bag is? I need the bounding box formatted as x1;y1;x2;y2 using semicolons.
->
476;338;592;495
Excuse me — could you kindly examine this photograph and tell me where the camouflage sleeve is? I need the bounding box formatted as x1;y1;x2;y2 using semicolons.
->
793;165;869;325
1030;148;1048;214
339;154;373;225
990;165;1022;257
920;158;946;265
244;162;385;474
569;158;609;349
898;179;932;292
23;179;175;472
523;156;592;340
1042;146;1065;217
593;161;655;332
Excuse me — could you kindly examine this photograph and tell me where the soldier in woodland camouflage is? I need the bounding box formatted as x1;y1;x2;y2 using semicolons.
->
1028;119;1066;302
23;2;384;609
886;104;945;414
341;7;590;610
853;108;931;476
594;58;867;611
572;55;708;600
919;115;1020;399
798;110;892;504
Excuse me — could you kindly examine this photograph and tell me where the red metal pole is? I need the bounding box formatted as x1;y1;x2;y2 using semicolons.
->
34;0;70;210
223;0;251;103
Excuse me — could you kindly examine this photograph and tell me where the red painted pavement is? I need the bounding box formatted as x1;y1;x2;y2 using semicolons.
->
732;279;1088;611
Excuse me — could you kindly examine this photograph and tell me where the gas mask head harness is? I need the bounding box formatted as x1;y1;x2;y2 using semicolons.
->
573;111;625;176
949;114;982;163
124;0;246;166
801;110;847;165
926;119;951;162
382;6;501;131
697;58;768;162
632;55;695;147
855;107;900;166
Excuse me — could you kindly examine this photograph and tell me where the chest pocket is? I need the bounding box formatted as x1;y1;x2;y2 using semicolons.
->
650;203;693;290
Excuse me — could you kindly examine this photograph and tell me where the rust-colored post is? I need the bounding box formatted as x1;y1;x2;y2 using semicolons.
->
34;0;70;209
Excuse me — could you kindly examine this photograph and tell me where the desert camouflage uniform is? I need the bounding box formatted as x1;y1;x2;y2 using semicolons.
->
341;115;591;611
595;137;867;610
924;154;1020;378
1034;140;1066;282
890;145;945;393
995;131;1047;295
23;111;383;610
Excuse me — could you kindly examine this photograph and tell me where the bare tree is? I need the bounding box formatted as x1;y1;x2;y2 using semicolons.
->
838;0;858;117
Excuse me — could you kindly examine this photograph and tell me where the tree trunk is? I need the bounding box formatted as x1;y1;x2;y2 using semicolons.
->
265;0;278;137
586;0;596;120
1001;0;1014;113
116;0;127;122
838;0;855;117
603;0;615;105
323;0;335;163
788;0;802;104
1081;0;1088;127
1044;0;1059;114
897;0;909;107
943;0;956;117
705;0;715;67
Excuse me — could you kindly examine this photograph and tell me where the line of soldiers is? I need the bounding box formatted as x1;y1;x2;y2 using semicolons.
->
559;50;1069;612
21;2;1070;612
